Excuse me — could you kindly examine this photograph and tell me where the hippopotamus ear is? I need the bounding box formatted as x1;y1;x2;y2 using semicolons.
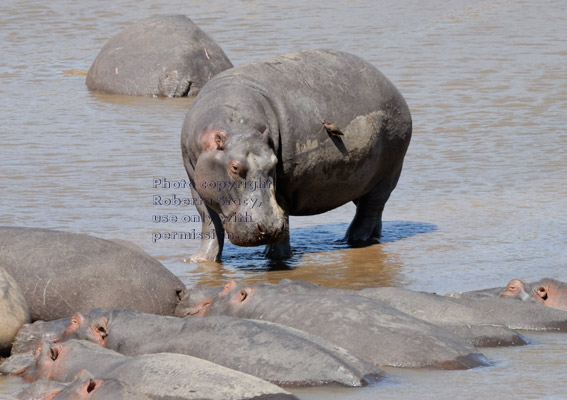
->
535;286;549;301
220;280;237;296
64;313;86;335
186;299;212;317
200;130;226;151
236;287;254;303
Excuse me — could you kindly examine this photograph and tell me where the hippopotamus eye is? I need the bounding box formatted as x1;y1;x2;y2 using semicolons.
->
229;161;244;177
238;289;248;302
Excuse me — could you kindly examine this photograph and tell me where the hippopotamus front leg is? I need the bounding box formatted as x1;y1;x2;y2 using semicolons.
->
189;185;225;262
263;215;291;259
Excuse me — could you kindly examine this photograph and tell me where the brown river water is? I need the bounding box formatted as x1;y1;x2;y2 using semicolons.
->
1;0;566;398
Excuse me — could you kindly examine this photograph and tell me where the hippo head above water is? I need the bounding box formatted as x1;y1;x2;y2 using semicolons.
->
500;278;567;311
193;124;287;247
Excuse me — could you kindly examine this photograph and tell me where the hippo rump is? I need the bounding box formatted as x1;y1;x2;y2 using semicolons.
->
0;268;30;355
180;49;412;261
0;227;185;321
86;15;233;97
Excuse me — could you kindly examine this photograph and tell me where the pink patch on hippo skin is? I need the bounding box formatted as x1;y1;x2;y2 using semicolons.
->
200;129;227;152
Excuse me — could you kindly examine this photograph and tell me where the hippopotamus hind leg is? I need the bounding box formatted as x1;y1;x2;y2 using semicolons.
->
345;165;403;246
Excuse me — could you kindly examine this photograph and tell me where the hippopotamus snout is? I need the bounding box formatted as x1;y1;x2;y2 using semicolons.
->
257;219;287;241
226;214;288;247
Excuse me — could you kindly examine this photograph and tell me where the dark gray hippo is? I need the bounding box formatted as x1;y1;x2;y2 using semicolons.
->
0;227;186;321
12;309;384;387
86;15;233;97
196;281;489;369
180;49;412;261
10;339;297;400
0;268;30;355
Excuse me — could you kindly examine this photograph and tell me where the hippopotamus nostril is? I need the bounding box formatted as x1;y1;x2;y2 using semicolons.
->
257;223;266;235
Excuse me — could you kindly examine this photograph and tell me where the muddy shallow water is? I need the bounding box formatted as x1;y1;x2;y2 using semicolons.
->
1;0;566;398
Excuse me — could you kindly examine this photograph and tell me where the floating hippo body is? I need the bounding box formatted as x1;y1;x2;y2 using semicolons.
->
13;309;383;387
0;268;30;355
180;49;412;261
182;280;525;347
199;281;489;369
14;340;297;400
87;15;233;97
0;227;185;321
446;296;567;331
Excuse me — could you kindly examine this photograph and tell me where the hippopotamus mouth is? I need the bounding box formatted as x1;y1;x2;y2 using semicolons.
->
223;214;288;247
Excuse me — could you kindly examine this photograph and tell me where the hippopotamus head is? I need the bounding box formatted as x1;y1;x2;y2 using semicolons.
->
500;278;567;311
21;340;62;382
189;280;254;317
192;120;288;247
62;311;109;347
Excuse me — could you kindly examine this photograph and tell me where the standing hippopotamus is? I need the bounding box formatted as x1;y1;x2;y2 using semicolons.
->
0;227;185;321
180;49;412;261
86;15;233;97
0;268;30;355
13;339;297;400
196;281;489;369
500;278;567;311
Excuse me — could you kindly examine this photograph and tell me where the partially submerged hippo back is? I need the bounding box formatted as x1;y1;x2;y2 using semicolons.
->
0;267;30;355
0;227;185;321
57;308;385;387
203;281;489;369
86;15;233;97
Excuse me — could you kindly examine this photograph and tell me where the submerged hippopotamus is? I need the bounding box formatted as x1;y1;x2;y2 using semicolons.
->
446;277;567;312
500;278;567;311
0;227;185;321
86;15;233;97
9;339;297;400
191;281;489;369
18;372;151;400
12;309;384;387
180;49;412;261
178;280;525;348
